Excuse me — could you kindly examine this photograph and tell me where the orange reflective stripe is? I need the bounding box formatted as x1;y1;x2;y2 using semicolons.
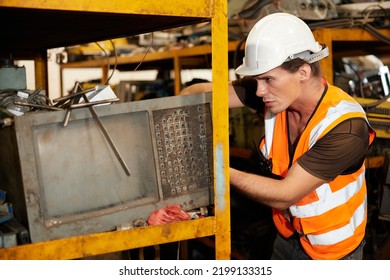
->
328;165;364;193
300;215;367;260
297;200;353;234
294;190;319;206
292;174;367;234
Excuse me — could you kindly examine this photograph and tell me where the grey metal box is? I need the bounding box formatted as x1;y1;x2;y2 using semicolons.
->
0;92;213;243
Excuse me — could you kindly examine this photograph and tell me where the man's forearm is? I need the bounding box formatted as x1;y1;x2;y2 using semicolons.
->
229;167;291;210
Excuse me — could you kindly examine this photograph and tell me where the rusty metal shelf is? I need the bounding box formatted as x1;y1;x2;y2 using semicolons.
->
59;41;244;95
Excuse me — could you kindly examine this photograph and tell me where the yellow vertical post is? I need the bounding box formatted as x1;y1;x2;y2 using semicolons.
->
34;50;48;93
101;65;109;85
173;56;182;95
313;28;334;84
211;0;231;260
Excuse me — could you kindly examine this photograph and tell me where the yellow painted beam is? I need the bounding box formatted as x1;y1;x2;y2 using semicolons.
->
330;28;390;42
0;217;215;260
0;0;213;18
313;28;334;84
211;0;231;260
313;28;390;84
60;41;243;69
365;156;385;169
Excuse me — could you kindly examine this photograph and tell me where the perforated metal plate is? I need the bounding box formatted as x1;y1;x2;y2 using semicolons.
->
153;103;213;198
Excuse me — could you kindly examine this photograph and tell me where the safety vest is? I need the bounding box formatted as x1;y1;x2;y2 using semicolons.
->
260;84;376;260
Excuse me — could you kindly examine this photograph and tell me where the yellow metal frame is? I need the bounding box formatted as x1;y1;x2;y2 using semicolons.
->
313;28;390;84
0;0;230;260
1;218;216;259
0;0;214;17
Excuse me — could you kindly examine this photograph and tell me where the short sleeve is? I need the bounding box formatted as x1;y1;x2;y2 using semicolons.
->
297;118;370;181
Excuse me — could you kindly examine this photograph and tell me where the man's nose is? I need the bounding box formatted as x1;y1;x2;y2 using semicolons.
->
256;80;267;97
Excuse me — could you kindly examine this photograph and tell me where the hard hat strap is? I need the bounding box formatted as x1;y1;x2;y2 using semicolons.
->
306;45;329;63
285;44;329;64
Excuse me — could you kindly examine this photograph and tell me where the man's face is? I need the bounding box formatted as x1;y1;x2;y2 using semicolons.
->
253;66;301;114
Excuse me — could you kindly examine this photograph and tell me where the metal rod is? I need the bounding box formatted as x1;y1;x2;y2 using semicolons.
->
53;88;96;105
13;101;63;111
63;109;72;127
81;94;131;177
69;98;119;109
61;82;86;126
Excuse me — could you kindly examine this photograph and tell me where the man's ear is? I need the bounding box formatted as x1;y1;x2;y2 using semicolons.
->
298;63;312;82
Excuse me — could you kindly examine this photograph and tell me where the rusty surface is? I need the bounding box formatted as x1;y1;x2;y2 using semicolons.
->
0;218;215;259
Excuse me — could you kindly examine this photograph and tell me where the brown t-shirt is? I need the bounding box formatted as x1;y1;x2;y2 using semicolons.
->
232;78;371;181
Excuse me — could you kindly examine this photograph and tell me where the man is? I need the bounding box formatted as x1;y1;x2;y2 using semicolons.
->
181;13;376;260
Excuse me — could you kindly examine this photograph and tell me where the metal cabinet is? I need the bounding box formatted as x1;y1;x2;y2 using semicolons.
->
0;0;230;260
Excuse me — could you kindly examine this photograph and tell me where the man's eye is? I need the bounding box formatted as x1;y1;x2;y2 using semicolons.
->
256;77;273;84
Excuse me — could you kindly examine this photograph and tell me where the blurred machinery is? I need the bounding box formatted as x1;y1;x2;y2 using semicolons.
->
378;152;390;221
230;1;390;35
231;0;338;34
0;58;26;91
334;55;390;99
333;54;390;139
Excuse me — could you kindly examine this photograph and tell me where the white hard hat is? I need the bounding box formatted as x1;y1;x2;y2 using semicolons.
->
235;13;328;76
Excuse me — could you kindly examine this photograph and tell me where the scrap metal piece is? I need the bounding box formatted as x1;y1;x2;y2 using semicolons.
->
58;83;90;127
81;94;131;177
69;98;119;109
62;109;72;127
58;81;130;175
13;101;63;111
53;87;95;106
